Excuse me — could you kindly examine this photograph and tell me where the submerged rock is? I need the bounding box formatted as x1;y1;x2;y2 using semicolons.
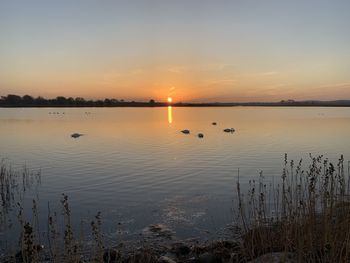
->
143;224;174;239
212;122;217;125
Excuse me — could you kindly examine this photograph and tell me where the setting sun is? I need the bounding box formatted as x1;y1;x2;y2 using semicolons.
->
167;97;173;103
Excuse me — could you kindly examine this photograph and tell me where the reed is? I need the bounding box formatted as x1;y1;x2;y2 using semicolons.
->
3;156;350;262
236;154;350;262
91;211;104;262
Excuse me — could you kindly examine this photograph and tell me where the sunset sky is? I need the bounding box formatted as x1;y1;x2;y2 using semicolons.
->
1;0;350;102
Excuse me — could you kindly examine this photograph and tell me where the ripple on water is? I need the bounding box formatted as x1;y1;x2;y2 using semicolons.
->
1;107;350;241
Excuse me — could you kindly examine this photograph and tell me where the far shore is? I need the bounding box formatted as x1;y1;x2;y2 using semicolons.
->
2;94;350;107
2;101;350;108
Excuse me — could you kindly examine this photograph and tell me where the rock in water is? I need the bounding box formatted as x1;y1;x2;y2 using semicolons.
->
71;133;83;138
181;129;190;134
198;133;204;138
223;128;235;133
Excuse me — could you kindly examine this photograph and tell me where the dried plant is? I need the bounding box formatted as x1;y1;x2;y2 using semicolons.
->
236;154;350;262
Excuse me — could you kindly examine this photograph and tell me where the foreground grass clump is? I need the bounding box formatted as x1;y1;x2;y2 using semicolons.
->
237;154;350;262
0;160;41;226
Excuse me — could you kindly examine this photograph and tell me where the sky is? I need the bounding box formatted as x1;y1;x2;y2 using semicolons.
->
1;0;350;102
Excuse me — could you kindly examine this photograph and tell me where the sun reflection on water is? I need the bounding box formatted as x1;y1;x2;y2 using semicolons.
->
168;106;173;124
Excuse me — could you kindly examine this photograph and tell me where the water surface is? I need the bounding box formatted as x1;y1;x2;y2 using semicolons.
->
1;107;350;243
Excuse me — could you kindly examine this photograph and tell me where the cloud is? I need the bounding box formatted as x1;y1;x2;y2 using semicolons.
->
98;67;147;86
205;79;237;86
317;82;350;89
258;71;280;76
166;63;233;74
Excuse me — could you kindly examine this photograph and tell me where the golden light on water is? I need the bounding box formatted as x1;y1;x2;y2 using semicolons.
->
167;106;173;124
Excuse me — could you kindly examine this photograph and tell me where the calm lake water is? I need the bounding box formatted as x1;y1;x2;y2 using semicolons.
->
1;107;350;244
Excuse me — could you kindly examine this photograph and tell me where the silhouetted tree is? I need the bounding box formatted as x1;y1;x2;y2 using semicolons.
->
75;97;85;106
0;93;169;107
104;98;112;106
35;96;46;105
22;95;34;104
67;97;75;105
95;100;104;107
56;96;67;105
3;94;22;104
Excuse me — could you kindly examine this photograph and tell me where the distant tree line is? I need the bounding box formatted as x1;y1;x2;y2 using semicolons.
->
1;94;350;107
0;94;165;107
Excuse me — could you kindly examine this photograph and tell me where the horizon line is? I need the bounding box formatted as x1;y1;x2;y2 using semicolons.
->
1;94;350;104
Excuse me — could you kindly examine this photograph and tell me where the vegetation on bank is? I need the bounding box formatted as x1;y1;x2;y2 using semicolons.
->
2;94;350;107
0;94;164;107
1;155;350;262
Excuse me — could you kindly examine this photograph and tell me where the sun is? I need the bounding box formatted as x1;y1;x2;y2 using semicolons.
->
167;97;173;103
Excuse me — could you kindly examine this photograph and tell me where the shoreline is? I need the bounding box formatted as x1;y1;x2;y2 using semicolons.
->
2;104;350;108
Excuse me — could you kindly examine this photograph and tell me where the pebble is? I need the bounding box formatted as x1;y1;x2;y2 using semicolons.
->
158;256;177;263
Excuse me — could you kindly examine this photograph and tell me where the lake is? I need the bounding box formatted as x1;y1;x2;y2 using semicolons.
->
1;107;350;245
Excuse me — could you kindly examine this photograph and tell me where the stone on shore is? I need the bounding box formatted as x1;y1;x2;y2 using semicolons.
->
248;252;297;263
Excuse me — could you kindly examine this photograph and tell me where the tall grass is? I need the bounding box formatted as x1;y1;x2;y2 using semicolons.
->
0;160;41;220
3;156;350;262
236;154;350;262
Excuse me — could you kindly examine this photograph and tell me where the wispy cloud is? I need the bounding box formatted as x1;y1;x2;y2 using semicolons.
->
259;71;280;76
166;63;233;74
317;82;350;89
99;68;146;86
205;79;237;86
